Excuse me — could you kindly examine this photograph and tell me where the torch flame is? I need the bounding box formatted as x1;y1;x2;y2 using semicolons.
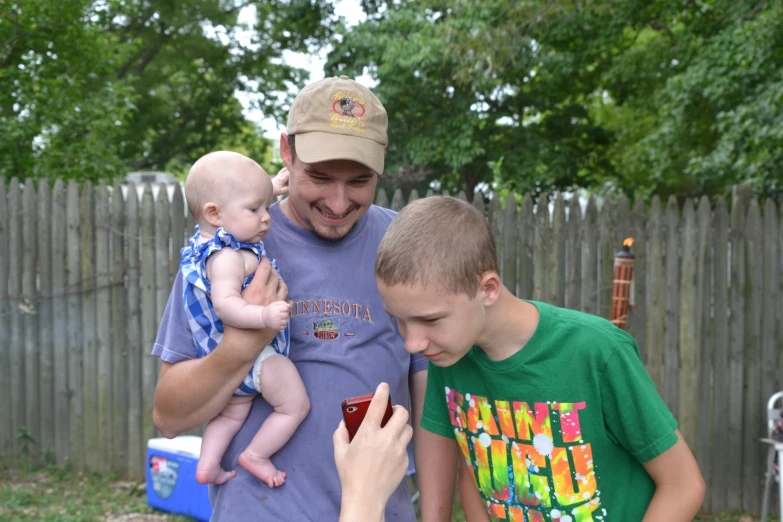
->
623;237;634;247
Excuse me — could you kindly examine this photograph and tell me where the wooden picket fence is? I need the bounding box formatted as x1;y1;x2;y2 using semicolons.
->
0;178;781;515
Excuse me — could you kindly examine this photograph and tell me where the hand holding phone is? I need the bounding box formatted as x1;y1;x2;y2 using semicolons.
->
333;383;413;520
341;392;394;442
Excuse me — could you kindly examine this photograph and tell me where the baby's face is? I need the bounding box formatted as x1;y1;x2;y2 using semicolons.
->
215;167;275;243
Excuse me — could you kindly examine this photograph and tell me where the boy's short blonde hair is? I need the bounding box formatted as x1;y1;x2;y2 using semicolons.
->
375;196;498;297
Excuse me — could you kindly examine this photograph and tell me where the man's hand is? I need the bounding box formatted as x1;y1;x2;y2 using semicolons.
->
221;257;288;362
272;167;290;197
334;383;413;522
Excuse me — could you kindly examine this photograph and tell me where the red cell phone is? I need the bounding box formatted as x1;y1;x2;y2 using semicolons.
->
341;393;394;442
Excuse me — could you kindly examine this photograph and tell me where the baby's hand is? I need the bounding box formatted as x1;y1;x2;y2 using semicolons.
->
262;300;290;330
271;168;290;197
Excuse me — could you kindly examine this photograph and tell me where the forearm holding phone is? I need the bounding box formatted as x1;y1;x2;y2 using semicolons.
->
334;383;413;522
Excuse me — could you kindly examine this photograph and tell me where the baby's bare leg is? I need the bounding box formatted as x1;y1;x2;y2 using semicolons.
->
196;395;255;485
238;354;310;488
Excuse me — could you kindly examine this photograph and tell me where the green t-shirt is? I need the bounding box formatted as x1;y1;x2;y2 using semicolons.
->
421;301;678;522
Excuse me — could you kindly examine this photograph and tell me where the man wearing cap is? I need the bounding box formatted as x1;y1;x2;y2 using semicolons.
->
151;76;427;521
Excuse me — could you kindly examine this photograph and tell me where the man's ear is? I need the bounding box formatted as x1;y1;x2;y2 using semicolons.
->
203;202;220;227
280;133;293;170
478;272;502;306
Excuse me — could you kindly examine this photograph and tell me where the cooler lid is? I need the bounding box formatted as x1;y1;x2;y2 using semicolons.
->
147;435;203;458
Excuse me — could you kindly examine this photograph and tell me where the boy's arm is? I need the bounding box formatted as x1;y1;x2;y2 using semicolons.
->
641;430;705;522
410;368;427;470
416;428;459;522
208;248;289;330
152;258;286;437
457;463;490;522
411;368;459;521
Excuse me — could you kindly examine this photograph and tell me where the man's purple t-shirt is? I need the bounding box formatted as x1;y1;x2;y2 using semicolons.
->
152;203;427;521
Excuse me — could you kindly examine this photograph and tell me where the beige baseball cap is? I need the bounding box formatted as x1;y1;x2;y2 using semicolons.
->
286;75;388;175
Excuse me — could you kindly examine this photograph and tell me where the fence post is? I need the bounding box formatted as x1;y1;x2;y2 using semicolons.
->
550;194;565;307
727;187;750;510
598;199;615;319
489;194;502;282
711;196;729;511
743;199;763;514
646;196;664;391
472;190;486;217
581;196;598;315
66;180;84;469
22;179;40;446
390;189;405;211
156;187;172;302
696;196;714;513
51;180;68;464
126;183;143;478
141;184;157;444
628;196;647;359
0;180;10;460
502;192;518;295
614;194;631;257
8;179;23;460
171;183;186;251
374;188;389;208
663;196;680;417
761;200;779;417
533;194;549;303
36;179;53;456
566;196;582;311
81;181;99;471
111;181;127;477
96;182;112;474
518;194;534;301
677;199;697;447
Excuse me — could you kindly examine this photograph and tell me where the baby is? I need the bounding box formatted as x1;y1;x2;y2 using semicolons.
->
180;151;309;488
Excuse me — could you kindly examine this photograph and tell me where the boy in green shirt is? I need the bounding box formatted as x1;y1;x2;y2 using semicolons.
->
375;196;705;522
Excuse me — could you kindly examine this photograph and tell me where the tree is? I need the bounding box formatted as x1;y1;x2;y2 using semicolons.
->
0;0;336;182
328;0;781;200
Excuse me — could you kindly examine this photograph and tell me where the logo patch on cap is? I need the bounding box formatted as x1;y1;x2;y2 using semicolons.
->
330;91;367;133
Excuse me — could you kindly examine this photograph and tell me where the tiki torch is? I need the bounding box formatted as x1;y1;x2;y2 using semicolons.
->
610;237;635;330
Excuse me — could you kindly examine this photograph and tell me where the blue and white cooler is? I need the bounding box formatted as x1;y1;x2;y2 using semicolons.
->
146;435;212;521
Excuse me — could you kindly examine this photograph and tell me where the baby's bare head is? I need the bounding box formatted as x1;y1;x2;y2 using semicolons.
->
185;151;269;222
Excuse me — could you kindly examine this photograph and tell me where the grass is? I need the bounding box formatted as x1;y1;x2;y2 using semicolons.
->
0;461;774;522
0;461;192;522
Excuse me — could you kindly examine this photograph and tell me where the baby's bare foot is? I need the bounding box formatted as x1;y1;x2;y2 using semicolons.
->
196;463;236;485
238;451;286;488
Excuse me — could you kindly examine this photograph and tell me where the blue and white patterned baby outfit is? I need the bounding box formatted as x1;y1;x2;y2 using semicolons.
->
180;226;290;396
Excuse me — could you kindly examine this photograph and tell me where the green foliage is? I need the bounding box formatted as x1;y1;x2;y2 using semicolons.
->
3;0;780;198
328;0;781;200
0;0;335;183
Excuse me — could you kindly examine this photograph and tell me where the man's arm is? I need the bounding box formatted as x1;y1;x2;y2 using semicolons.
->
641;430;705;522
152;257;287;437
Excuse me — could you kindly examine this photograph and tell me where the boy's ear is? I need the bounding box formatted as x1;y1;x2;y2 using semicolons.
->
202;202;220;227
478;271;502;306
